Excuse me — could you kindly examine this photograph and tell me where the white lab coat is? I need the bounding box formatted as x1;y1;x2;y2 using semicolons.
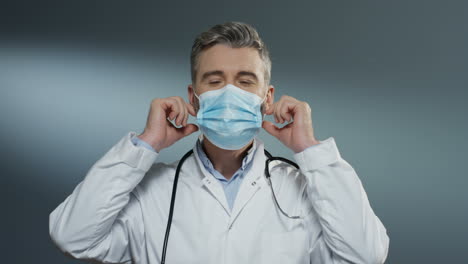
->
49;131;389;264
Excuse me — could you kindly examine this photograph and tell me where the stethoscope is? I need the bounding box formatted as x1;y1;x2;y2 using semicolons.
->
160;148;302;264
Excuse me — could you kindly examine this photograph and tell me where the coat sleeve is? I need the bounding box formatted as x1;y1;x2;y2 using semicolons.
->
49;131;159;263
293;137;390;264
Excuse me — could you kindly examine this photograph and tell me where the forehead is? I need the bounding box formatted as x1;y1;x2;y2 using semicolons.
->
196;44;264;79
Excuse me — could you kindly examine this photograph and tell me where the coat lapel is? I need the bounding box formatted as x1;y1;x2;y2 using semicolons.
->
192;141;232;216
228;138;267;228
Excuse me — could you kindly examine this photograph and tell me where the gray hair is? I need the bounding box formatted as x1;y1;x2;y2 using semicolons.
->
190;21;272;86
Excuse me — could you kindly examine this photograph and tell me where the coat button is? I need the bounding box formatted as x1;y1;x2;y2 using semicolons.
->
251;181;256;186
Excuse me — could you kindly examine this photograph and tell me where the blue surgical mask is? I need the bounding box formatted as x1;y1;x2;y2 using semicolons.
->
194;84;267;150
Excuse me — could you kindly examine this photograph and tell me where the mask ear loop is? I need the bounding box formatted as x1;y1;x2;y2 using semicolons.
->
193;90;201;100
192;89;202;114
260;90;268;121
192;90;204;141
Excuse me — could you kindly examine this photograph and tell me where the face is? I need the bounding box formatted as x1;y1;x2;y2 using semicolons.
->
188;44;274;114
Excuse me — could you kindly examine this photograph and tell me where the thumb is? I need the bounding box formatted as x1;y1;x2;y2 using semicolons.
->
262;120;281;139
180;123;199;137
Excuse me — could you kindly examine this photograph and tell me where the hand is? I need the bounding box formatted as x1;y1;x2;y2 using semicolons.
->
138;96;199;152
262;95;320;153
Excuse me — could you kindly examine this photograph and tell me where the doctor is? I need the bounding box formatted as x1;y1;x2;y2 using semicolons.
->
49;21;389;264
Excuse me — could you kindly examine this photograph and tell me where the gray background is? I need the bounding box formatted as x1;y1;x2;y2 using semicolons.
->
1;0;467;263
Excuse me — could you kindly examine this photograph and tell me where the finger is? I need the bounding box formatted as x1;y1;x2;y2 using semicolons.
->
185;100;196;116
165;117;176;129
265;101;278;123
279;100;294;122
184;101;189;126
174;97;185;126
271;100;279;123
262;120;281;138
180;97;189;126
265;101;275;116
164;98;179;121
274;99;285;123
175;97;188;126
173;97;185;126
177;123;199;137
278;99;291;122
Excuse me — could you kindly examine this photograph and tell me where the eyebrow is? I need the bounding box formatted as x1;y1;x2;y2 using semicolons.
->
200;70;259;82
236;71;258;81
200;70;224;82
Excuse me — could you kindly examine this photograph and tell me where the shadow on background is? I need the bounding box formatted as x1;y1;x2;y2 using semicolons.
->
1;1;467;263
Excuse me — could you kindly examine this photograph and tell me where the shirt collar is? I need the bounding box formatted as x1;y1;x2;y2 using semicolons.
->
195;134;257;176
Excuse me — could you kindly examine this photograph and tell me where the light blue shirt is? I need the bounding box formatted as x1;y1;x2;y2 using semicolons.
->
194;136;257;210
131;134;320;210
131;134;257;210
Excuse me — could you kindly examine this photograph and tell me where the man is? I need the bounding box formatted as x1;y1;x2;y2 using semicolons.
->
49;22;389;263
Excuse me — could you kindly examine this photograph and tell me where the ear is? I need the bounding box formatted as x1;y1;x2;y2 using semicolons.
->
264;84;275;113
188;84;195;105
188;84;199;112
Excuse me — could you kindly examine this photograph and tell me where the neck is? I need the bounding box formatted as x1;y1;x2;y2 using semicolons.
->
201;137;254;181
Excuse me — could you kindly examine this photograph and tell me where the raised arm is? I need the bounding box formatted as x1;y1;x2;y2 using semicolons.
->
49;96;198;263
49;132;158;263
293;137;390;264
262;95;389;263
